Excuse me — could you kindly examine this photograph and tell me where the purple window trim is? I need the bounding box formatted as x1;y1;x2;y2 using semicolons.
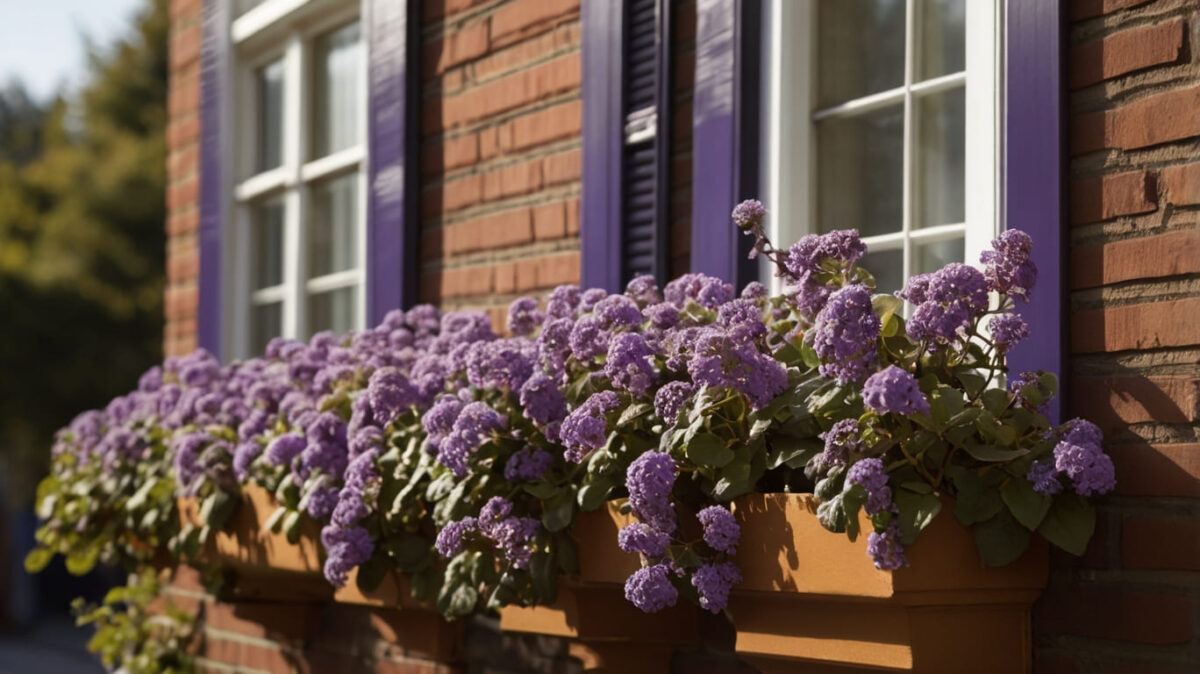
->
366;0;420;324
689;0;760;289
580;0;626;292
1004;0;1065;423
197;0;230;357
197;0;419;353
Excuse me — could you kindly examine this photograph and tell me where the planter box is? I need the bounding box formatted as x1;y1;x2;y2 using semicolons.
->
731;493;1048;672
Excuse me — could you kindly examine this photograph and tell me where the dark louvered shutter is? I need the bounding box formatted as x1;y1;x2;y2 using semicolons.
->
620;0;670;285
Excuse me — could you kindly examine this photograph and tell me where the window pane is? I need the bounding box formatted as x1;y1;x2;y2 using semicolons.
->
236;0;267;16
312;22;363;158
916;87;966;229
915;237;965;275
817;0;906;107
308;286;357;336
252;201;285;289
257;59;284;172
918;0;966;80
817;105;904;237
250;302;282;356
862;248;904;296
308;174;359;278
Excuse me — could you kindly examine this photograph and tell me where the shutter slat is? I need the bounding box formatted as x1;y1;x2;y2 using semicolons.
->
620;0;667;282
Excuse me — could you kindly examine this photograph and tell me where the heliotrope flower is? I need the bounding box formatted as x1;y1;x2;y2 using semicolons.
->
691;561;741;613
618;522;671;558
697;506;740;554
624;564;678;613
560;391;620;463
506;297;544;337
627;451;677;533
981;229;1037;301
866;522;907;571
862;366;930;416
810;284;880;384
605;332;658;397
989;313;1030;352
847;457;892;515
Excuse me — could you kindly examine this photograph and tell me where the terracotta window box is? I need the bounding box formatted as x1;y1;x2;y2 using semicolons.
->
181;487;1047;672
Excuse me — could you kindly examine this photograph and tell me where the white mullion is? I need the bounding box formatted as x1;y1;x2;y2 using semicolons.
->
305;269;361;294
964;0;1000;267
812;85;906;122
860;231;907;250
251;284;289;304
235;167;289;202
901;0;916;284
301;145;365;182
907;222;967;243
909;71;966;98
232;206;252;357
282;32;305;340
356;15;369;329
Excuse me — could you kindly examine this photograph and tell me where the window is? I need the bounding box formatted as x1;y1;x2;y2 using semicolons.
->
761;0;998;296
228;0;366;357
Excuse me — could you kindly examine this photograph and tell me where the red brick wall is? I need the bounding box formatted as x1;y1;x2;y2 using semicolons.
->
418;0;584;327
1038;1;1200;671
165;0;203;357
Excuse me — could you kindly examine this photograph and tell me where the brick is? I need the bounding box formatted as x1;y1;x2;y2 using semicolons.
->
1071;86;1200;154
433;265;495;298
490;0;578;44
432;174;484;214
1107;442;1200;498
203;634;300;672
170;21;202;70
499;100;582;154
1035;585;1193;644
1068;170;1156;225
167;176;199;210
1122;515;1200;570
1068;0;1153;21
424;18;490;77
422;134;480;176
493;261;517;294
1068;18;1185;89
422;0;489;23
170;0;203;22
204;600;317;641
430;53;581;131
532;201;567;240
1071;229;1200;289
443;208;533;253
1161;162;1200;206
565;197;580;236
1070;376;1199;431
165;284;198;320
471;22;580;83
168;246;200;283
1070;298;1200;352
482;158;544;201
543;148;582;185
167;210;199;236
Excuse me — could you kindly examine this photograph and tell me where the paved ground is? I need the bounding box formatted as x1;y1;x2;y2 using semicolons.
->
0;618;99;674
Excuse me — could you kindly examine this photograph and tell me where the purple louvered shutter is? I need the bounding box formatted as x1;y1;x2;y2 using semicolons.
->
582;0;671;292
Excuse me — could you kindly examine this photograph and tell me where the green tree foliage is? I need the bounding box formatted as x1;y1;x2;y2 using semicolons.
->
0;0;167;503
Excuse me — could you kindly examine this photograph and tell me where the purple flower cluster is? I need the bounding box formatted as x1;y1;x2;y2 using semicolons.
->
627;452;677;533
691;561;741;613
506;297;544;337
321;525;374;586
847;458;893;515
862;366;930;416
781;230;866;317
731;199;767;230
605;332;659;397
653;381;695;423
617;522;671;558
687;329;787;409
981;230;1037;302
814;418;864;472
1028;419;1115;497
504;447;554;483
810;285;880;384
623;564;678;613
697;506;740;554
866;522;907;571
989;313;1030;352
902;263;989;345
434;401;507;477
560;391;620;463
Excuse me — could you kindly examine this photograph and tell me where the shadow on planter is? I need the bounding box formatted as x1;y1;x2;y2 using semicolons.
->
732;494;1048;673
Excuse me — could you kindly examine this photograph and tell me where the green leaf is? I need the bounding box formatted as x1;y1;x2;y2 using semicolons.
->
23;547;54;574
841;484;866;542
541;490;576;533
894;489;942;544
973;510;1031;566
685;432;734;468
522;481;560;500
981;389;1011;415
772;342;803;367
947;406;982;427
618;403;652;426
1001;477;1052;530
65;545;99;576
947;467;1003;526
1037;494;1096;557
355;554;389;593
264;506;288;534
872;294;903;324
283;511;303;545
530;549;558;603
799;343;821;369
960;441;1029;462
957;371;987;399
577;478;612;512
816;495;847;533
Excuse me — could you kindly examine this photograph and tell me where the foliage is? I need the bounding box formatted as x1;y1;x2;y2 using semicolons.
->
72;568;195;674
0;0;166;503
28;197;1114;671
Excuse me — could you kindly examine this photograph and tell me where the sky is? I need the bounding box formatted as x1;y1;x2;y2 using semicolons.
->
0;0;146;102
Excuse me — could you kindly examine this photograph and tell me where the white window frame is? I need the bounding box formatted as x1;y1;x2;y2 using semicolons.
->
760;0;1000;294
225;0;368;358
